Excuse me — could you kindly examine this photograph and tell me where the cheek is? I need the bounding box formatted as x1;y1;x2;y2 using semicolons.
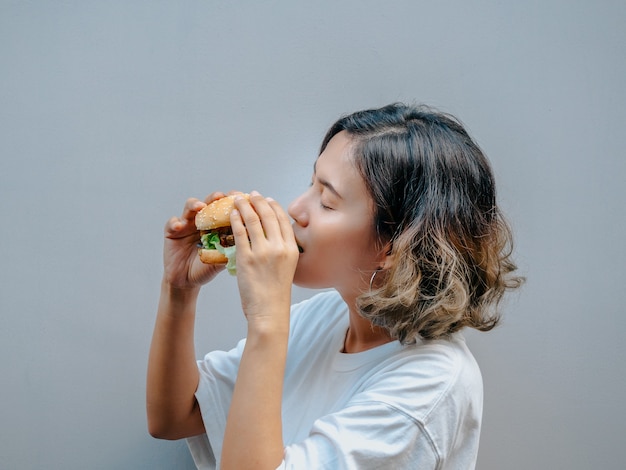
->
319;227;375;270
293;216;377;286
293;235;349;287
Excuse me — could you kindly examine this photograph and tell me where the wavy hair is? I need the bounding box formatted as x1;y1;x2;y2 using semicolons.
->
321;103;524;343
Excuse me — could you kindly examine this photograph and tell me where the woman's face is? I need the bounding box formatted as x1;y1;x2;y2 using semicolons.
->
288;131;383;295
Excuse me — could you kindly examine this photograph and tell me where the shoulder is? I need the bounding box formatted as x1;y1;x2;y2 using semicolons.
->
343;336;483;463
291;290;345;315
285;400;441;468
355;335;482;423
290;290;346;331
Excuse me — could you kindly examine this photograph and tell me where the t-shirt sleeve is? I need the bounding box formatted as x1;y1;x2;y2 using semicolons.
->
185;296;323;469
186;296;321;468
279;401;439;470
186;338;246;469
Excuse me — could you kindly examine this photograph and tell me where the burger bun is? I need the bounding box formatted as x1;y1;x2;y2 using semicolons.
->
195;193;249;231
196;193;249;266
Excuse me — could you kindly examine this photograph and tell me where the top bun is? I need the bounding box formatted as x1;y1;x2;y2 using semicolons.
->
195;194;249;230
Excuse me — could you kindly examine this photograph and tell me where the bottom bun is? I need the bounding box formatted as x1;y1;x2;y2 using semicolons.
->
198;249;228;265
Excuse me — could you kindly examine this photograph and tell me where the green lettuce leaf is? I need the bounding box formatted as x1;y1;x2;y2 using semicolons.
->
200;232;237;275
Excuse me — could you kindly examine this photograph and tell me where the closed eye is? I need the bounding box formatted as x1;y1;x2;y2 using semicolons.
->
310;173;336;210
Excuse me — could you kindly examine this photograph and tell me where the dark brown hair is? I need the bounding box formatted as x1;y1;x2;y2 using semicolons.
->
321;103;523;343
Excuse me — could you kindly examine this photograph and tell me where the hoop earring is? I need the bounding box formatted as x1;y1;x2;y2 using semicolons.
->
369;268;381;292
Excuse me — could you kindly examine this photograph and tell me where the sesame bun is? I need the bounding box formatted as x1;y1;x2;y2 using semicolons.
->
195;193;249;266
195;194;248;231
198;249;228;264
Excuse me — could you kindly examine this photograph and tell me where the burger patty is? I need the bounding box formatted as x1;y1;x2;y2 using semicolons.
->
204;226;235;247
220;233;235;247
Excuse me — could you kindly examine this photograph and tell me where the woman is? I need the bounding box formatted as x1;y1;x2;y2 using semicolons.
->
147;103;523;469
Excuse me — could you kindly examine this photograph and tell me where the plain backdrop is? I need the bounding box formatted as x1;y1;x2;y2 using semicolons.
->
1;1;625;469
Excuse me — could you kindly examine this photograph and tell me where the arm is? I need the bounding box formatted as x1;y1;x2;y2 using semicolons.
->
146;281;203;439
146;195;225;439
220;193;299;469
222;314;290;467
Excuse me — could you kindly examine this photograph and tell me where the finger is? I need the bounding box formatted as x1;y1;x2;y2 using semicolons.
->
182;197;206;222
230;205;251;257
166;195;216;238
234;192;271;245
267;197;297;245
184;191;227;224
164;215;184;236
203;191;227;205
250;193;284;241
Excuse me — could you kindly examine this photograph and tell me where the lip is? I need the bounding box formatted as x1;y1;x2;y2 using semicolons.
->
293;234;304;253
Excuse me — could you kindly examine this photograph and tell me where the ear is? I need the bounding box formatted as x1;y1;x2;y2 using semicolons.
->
377;241;394;271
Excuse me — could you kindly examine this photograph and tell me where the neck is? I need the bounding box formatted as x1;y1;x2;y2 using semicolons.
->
342;302;394;354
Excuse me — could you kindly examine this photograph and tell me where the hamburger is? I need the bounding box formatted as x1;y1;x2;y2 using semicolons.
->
195;194;249;275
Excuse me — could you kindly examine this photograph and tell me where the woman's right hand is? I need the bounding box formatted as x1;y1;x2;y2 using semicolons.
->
162;192;226;289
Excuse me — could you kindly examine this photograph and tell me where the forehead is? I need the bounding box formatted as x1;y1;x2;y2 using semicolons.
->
315;131;356;177
315;131;371;203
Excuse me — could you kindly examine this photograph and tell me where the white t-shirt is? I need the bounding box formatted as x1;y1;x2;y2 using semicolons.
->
187;290;483;469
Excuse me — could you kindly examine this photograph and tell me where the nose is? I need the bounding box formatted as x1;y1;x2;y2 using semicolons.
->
288;191;308;227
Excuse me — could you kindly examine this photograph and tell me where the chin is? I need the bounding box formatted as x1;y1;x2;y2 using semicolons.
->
292;267;331;290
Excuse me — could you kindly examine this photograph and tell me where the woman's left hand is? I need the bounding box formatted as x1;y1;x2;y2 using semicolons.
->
221;190;296;469
230;191;299;327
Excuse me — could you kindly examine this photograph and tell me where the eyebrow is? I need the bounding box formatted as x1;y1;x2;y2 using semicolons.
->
313;161;343;199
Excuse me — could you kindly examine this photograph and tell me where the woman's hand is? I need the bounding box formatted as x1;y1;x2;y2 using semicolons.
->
221;191;297;469
230;191;299;326
163;192;226;289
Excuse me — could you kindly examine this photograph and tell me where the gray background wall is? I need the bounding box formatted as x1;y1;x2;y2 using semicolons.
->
1;1;624;468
